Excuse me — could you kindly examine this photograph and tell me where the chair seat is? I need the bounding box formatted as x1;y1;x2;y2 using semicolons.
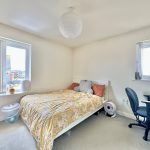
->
136;106;147;117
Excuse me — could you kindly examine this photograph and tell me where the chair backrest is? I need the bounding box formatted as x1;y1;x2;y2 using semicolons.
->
125;88;139;114
146;102;150;121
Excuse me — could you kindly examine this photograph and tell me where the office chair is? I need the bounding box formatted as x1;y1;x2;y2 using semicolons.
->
125;87;150;141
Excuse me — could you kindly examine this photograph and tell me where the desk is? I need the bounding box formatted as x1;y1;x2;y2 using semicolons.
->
144;95;150;101
142;96;150;141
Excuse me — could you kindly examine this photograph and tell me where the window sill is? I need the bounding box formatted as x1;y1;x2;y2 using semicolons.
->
132;79;150;82
0;91;28;97
0;89;52;97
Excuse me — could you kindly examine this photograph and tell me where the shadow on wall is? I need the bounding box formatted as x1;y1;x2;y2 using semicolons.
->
109;84;117;103
107;82;132;117
109;82;134;119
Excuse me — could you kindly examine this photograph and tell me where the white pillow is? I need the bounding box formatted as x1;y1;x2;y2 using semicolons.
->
78;80;93;94
86;88;93;94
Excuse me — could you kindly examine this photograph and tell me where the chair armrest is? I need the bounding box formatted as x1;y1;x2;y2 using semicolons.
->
141;100;150;104
142;100;150;121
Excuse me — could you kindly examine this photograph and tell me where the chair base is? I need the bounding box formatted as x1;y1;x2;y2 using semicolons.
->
129;123;149;141
143;128;150;141
143;136;148;141
128;123;146;128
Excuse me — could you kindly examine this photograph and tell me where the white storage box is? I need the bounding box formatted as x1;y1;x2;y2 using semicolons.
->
1;103;20;123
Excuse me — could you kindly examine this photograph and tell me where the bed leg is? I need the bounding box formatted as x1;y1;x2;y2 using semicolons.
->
95;111;100;116
66;130;71;136
95;107;104;115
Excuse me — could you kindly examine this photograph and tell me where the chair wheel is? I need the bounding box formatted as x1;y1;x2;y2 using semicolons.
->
128;124;132;128
143;136;148;141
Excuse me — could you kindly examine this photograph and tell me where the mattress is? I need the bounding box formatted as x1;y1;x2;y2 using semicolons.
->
20;90;104;150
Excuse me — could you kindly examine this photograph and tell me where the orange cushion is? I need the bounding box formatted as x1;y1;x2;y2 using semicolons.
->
68;83;79;90
92;84;105;97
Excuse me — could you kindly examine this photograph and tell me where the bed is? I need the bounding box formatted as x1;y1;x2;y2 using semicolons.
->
20;81;108;150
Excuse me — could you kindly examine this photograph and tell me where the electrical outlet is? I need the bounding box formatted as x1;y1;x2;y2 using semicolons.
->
126;100;129;105
123;99;126;102
123;99;129;105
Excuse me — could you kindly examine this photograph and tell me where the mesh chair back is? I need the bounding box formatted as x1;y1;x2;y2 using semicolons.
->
125;88;139;114
146;103;150;121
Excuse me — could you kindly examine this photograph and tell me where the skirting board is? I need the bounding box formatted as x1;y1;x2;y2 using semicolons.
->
117;110;135;120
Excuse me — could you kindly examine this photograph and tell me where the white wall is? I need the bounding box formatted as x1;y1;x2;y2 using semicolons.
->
0;23;73;108
2;22;150;119
73;27;150;118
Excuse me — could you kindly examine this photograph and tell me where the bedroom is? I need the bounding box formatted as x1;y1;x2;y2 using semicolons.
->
0;0;150;150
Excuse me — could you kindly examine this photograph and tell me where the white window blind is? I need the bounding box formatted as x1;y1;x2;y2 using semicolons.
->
0;37;31;93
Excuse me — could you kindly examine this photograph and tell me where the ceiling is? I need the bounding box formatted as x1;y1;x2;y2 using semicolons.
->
0;0;150;48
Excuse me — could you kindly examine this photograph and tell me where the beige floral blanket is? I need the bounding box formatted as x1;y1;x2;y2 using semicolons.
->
20;90;104;150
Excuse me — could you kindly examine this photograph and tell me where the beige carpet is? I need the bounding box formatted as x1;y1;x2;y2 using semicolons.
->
0;119;37;150
0;114;150;150
53;114;150;150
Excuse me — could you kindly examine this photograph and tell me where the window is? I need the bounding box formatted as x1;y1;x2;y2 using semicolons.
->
0;37;31;93
136;41;150;80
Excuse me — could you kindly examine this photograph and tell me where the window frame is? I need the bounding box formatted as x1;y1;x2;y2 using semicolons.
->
136;41;150;81
0;37;31;93
0;41;2;93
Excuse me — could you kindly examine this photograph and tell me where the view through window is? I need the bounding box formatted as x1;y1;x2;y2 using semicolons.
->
6;46;26;91
136;41;150;80
141;47;150;76
0;38;31;93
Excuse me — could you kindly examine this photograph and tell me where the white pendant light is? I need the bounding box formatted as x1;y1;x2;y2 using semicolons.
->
58;6;83;39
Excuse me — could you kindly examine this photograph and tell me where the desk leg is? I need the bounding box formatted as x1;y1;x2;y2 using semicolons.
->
143;122;150;141
143;129;149;141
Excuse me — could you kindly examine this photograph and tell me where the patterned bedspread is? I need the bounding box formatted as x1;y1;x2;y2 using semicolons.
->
20;90;104;150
